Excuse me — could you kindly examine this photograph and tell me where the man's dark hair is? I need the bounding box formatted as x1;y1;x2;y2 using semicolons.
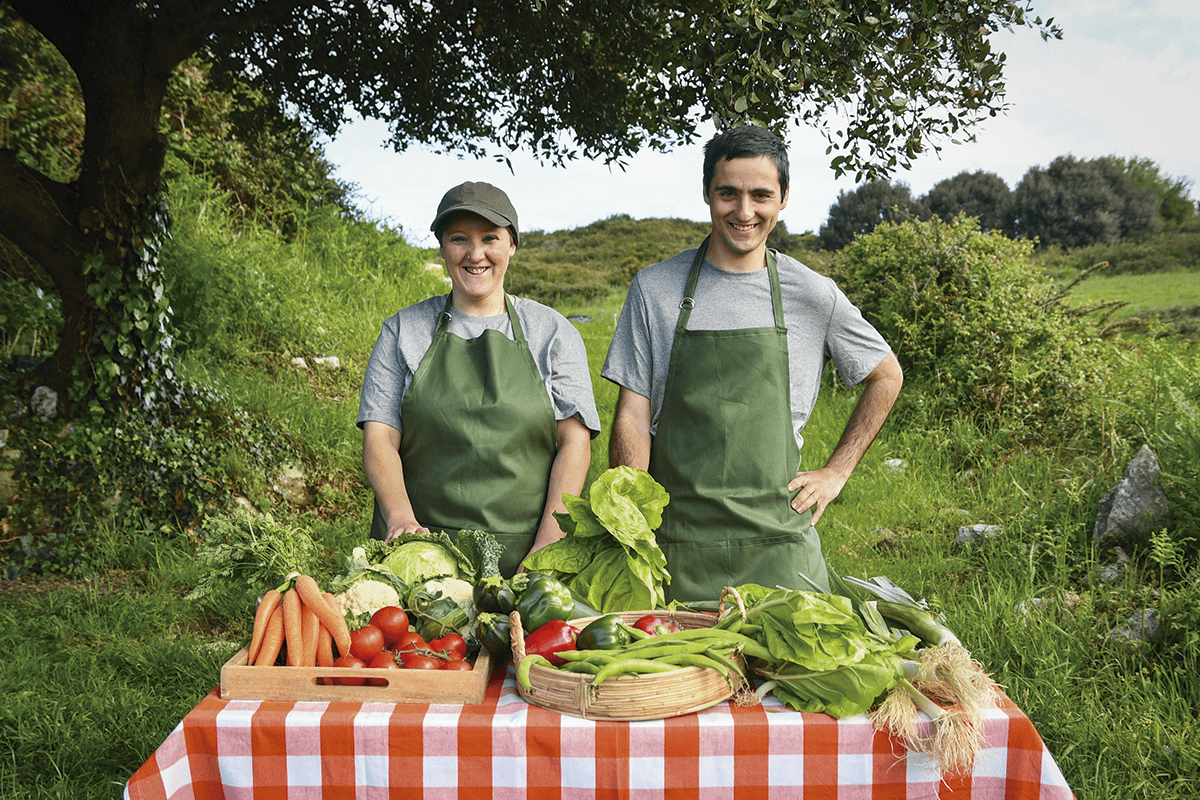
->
702;126;790;197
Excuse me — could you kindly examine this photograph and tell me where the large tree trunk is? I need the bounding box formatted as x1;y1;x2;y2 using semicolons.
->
0;1;204;414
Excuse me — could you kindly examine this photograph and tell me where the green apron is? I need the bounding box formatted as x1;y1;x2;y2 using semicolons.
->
649;238;830;602
371;294;558;578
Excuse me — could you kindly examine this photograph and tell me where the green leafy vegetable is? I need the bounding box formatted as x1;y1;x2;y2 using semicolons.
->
358;529;501;585
523;466;671;612
185;509;321;608
408;578;478;643
718;584;917;718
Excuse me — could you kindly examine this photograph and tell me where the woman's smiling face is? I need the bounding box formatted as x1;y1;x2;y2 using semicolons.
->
439;212;516;316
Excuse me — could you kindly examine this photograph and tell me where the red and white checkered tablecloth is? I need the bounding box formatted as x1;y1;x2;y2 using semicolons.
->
124;663;1075;800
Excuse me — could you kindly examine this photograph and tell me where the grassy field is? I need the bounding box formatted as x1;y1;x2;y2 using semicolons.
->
1066;269;1200;324
2;202;1199;798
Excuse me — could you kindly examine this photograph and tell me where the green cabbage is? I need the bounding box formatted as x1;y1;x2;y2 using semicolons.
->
382;541;462;586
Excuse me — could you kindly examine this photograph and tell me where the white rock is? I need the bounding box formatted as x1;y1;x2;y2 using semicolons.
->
313;356;341;370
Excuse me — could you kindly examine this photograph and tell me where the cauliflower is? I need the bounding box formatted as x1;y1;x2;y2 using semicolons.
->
336;578;400;619
421;578;474;609
408;577;478;640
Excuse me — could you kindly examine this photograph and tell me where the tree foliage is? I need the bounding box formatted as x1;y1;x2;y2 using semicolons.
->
923;169;1013;234
1012;154;1159;248
0;0;1061;416
1108;155;1197;229
818;179;930;251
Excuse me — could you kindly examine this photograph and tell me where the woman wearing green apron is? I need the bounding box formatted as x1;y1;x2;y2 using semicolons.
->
358;182;600;577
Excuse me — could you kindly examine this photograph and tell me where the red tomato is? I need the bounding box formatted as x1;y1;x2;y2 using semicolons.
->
440;658;473;671
428;633;468;661
349;624;385;660
367;651;403;686
332;655;367;686
400;651;442;670
370;606;410;647
393;630;427;653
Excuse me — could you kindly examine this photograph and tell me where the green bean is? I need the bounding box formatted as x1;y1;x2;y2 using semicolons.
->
700;647;746;680
561;660;602;675
555;649;618;664
517;654;553;691
622;628;754;650
591;658;682;687
620;622;651;641
657;652;735;685
611;640;711;659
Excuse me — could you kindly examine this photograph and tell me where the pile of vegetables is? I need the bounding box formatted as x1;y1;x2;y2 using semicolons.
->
327;529;503;645
514;613;750;693
522;467;671;611
717;574;999;777
230;526;509;681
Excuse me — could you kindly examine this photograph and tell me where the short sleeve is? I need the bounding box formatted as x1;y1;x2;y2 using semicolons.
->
357;317;410;432
601;279;654;399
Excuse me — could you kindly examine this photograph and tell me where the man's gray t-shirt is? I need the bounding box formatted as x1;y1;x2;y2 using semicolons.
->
602;248;891;462
358;294;601;436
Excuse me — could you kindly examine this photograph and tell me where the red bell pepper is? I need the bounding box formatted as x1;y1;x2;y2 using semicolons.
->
523;619;580;666
632;614;682;637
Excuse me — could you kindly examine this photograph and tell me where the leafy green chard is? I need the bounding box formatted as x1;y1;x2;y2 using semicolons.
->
718;584;918;718
522;466;671;612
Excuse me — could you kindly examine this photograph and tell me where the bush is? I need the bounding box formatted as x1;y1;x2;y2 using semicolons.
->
0;380;305;578
830;214;1113;443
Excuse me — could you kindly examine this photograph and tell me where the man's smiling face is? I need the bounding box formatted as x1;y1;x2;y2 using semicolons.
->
703;155;789;271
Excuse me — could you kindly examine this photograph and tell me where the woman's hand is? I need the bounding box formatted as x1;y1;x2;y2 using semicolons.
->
384;519;430;541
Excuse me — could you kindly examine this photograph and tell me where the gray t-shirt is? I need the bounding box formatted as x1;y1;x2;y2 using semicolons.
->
602;248;891;459
358;294;601;436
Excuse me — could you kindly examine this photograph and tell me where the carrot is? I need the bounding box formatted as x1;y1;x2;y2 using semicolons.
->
254;606;285;666
282;588;304;667
298;578;349;656
300;600;320;667
247;589;282;665
316;622;335;668
294;575;350;652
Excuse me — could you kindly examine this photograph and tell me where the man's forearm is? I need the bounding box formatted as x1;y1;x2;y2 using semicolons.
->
609;388;652;470
825;354;903;478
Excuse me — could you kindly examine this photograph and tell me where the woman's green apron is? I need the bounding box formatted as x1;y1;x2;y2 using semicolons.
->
649;238;830;602
371;294;557;578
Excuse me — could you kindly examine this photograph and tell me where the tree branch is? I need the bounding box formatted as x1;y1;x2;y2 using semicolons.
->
0;150;87;285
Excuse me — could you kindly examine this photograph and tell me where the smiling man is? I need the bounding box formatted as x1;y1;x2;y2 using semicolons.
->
602;126;903;602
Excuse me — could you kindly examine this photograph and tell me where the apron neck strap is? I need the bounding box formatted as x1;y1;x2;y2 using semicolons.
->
437;292;526;342
679;238;785;331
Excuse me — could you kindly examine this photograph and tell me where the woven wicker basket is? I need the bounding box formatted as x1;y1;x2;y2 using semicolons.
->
509;608;745;720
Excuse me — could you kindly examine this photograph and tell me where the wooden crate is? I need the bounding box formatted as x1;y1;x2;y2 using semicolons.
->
219;645;493;704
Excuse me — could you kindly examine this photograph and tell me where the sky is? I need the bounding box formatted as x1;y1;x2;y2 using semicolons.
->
321;0;1200;249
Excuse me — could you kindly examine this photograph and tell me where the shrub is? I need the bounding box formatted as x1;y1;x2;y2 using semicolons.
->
0;379;305;578
831;214;1113;443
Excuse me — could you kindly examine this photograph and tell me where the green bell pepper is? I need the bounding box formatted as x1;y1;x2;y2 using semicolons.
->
517;572;576;632
575;614;631;651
